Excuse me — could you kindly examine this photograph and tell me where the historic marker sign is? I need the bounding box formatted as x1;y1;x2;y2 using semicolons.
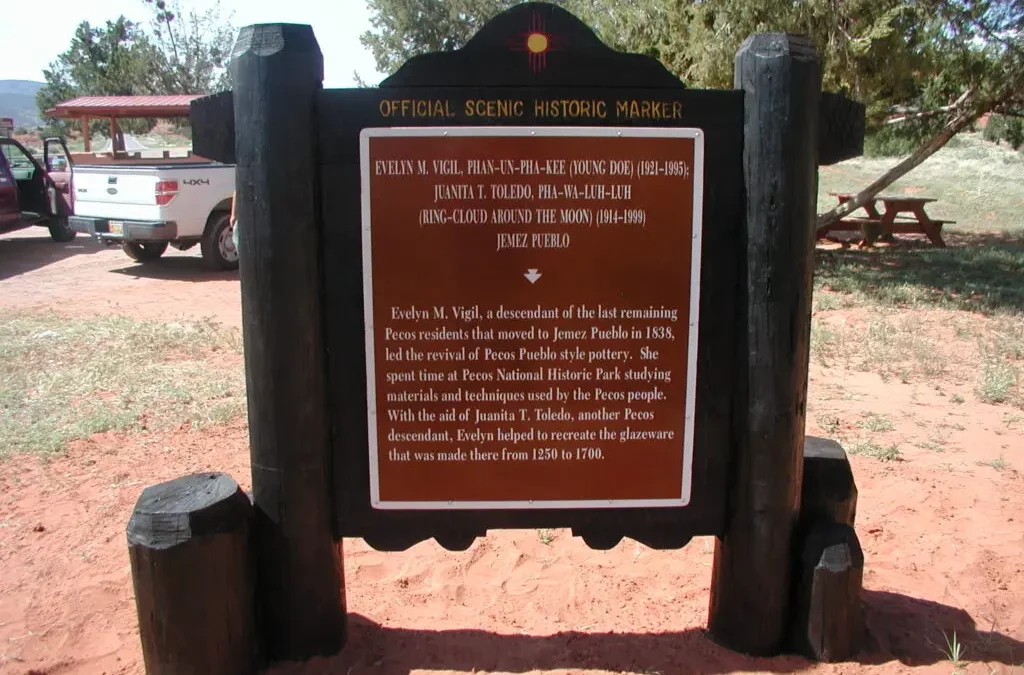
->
180;1;869;660
361;127;704;509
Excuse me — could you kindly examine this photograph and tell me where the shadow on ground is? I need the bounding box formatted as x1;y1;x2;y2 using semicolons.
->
0;233;105;281
269;592;1024;674
109;255;239;282
861;590;1023;667
814;231;1024;313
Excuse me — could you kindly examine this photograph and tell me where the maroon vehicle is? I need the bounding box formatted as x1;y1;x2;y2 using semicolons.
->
0;136;76;242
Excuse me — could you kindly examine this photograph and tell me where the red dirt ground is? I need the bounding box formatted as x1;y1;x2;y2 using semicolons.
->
0;230;241;327
1;230;1022;675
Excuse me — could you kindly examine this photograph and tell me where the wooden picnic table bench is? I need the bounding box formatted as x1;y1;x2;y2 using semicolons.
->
819;192;955;247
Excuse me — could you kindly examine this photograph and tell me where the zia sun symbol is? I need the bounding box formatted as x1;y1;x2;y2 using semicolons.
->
508;12;558;74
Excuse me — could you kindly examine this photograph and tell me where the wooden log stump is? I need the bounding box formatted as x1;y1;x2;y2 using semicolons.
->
791;521;865;661
127;472;258;675
801;436;858;528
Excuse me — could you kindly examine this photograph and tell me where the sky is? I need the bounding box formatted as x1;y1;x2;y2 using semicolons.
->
0;0;385;88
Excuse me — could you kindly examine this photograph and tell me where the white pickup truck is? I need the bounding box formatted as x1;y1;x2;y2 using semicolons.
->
69;162;237;270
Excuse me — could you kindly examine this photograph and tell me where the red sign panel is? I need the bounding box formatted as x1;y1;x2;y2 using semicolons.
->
361;127;704;509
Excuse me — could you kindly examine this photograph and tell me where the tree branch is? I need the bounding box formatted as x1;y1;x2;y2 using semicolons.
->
885;88;973;124
816;102;985;232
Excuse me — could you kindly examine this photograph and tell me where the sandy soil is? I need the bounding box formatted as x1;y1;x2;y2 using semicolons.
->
1;230;1022;675
0;229;240;327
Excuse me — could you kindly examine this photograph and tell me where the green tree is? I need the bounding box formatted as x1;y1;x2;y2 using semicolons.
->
361;0;534;77
141;0;236;93
608;0;930;125
361;0;929;126
35;17;161;136
35;1;235;143
817;0;1024;230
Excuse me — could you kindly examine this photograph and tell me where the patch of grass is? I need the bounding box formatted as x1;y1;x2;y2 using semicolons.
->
814;293;844;312
816;413;841;435
858;412;895;432
814;237;1024;315
977;455;1011;471
942;631;967;675
812;316;942;380
952;320;975;339
537;529;555;545
835;316;946;381
975;355;1019;404
0;312;246;456
848;438;904;462
950;393;965;404
917;440;945;453
989;317;1024;359
810;322;845;364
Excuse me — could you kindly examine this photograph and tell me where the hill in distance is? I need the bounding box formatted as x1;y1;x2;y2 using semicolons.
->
0;80;45;129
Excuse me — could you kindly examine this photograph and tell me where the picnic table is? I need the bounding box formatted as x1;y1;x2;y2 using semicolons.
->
819;192;954;247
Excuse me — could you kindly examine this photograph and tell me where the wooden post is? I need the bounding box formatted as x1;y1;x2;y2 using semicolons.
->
230;23;346;661
791;438;863;661
127;472;258;674
791;522;865;661
81;116;90;152
801;436;858;529
707;33;822;655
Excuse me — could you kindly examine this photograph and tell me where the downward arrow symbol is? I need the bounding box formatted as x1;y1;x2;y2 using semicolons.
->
524;268;542;284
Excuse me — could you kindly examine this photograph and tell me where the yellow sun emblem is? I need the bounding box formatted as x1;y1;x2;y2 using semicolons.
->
526;32;549;54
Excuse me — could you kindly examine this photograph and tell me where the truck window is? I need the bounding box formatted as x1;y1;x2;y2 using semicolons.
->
46;144;69;172
1;143;33;169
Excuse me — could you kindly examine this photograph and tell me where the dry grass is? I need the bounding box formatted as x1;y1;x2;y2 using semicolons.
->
847;438;904;462
817;132;1024;234
811;313;948;384
0;312;246;456
859;412;895;432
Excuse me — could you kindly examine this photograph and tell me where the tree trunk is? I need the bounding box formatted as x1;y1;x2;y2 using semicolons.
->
815;104;982;232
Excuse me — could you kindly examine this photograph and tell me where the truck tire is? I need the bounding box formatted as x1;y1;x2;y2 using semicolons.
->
201;211;238;271
123;241;168;262
48;217;77;243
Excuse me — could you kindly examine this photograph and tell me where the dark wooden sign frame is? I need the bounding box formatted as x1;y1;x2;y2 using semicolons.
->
189;1;865;664
320;83;741;553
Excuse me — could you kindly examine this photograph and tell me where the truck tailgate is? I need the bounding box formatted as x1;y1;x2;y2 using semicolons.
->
72;167;165;221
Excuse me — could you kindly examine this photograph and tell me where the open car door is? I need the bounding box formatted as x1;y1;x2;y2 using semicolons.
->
0;138;47;217
43;137;74;217
0;145;20;231
0;137;76;242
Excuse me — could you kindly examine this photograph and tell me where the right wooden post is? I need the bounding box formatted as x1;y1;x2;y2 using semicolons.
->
707;33;822;655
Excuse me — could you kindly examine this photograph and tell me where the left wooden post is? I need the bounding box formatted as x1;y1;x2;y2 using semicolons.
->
231;23;346;661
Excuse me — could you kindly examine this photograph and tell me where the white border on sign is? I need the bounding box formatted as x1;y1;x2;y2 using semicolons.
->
360;126;705;510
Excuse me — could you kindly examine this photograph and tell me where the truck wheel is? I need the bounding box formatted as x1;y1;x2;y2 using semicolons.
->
48;218;76;243
201;212;238;271
123;241;168;262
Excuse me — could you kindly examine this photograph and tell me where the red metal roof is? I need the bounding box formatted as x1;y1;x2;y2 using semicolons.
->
45;95;205;119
